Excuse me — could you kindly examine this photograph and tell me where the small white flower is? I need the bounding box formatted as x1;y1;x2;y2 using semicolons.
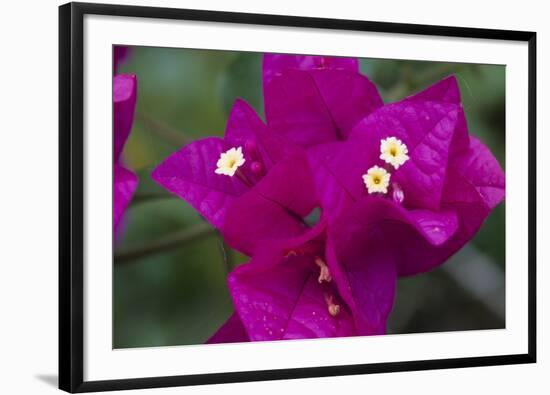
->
215;147;245;177
379;136;409;169
363;165;391;194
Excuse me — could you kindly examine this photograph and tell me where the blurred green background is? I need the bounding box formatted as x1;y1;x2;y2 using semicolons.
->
114;47;505;348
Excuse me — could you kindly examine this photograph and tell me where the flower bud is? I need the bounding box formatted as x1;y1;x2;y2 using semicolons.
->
392;182;404;204
250;161;263;176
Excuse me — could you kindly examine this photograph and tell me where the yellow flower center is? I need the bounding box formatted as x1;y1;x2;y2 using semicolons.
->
380;136;409;169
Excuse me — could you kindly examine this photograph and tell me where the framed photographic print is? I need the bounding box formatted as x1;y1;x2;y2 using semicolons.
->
59;2;536;392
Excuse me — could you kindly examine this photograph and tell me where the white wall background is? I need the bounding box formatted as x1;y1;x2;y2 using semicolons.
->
0;0;547;394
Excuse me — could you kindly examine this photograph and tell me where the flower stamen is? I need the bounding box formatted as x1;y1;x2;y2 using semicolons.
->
314;257;332;283
324;294;340;317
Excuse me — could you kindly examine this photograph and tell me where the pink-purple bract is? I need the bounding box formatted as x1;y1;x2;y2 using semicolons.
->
151;98;317;255
205;212;396;341
315;76;505;276
113;74;138;232
153;53;505;343
114;46;131;73
263;53;383;147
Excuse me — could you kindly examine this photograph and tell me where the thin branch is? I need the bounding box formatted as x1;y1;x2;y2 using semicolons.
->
217;237;235;275
114;223;215;263
130;192;175;206
135;111;190;147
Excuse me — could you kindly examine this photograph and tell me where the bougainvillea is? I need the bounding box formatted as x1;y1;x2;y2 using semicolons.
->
113;74;138;232
315;75;505;275
263;54;383;147
114;45;130;73
152;54;505;343
152;99;317;256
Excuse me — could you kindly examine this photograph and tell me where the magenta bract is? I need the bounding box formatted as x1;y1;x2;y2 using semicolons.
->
113;74;138;231
152;54;505;343
220;215;397;340
152;98;317;255
315;76;505;276
207;313;249;344
227;222;359;340
263;54;383;147
114;45;131;72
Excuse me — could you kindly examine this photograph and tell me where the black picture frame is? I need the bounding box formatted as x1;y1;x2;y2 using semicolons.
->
59;2;537;392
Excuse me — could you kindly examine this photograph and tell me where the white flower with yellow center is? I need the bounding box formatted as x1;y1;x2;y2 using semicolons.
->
363;165;391;194
379;136;409;169
214;146;245;177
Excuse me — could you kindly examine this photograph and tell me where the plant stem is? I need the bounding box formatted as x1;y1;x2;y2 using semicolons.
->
217;237;235;275
136;112;190;147
130;192;175;206
114;223;215;263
